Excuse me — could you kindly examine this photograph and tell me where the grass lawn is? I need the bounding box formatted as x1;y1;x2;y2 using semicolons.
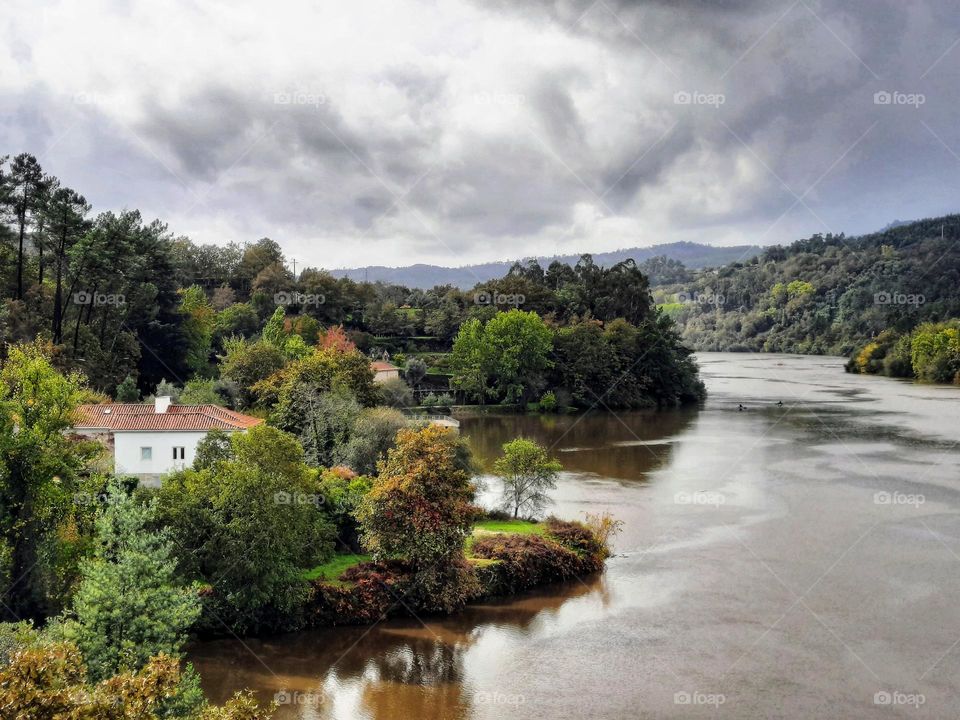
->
473;519;546;535
306;521;543;580
301;553;370;583
467;519;546;555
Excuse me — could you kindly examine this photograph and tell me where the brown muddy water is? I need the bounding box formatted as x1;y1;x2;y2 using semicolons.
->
190;353;960;719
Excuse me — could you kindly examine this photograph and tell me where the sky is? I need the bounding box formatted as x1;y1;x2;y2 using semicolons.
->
2;0;959;270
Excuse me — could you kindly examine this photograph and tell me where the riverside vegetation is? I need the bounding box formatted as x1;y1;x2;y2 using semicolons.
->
0;152;704;717
0;339;622;719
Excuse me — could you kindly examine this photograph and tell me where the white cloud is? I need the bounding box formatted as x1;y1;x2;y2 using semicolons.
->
2;0;959;269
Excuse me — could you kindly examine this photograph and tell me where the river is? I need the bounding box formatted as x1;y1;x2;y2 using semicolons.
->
191;353;960;719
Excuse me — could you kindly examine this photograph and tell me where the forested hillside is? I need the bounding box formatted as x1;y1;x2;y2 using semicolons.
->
0;152;702;408
660;216;960;355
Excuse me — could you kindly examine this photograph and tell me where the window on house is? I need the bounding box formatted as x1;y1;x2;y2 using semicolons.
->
140;447;152;461
173;447;185;460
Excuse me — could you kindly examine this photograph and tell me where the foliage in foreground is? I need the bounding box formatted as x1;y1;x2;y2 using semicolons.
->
61;484;201;684
0;639;273;719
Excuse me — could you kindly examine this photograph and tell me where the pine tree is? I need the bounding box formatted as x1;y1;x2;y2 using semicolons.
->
115;375;140;402
68;483;200;681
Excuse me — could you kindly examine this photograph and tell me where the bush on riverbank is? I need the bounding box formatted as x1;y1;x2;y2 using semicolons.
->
847;320;960;384
302;517;607;626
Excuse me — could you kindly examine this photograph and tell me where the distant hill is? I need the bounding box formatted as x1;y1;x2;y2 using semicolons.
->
665;213;960;355
330;241;762;289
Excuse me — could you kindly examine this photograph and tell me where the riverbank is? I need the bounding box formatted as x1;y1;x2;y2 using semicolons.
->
194;518;608;635
191;354;960;719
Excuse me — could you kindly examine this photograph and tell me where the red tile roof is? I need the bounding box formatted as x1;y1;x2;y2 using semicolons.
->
74;403;262;432
371;361;398;372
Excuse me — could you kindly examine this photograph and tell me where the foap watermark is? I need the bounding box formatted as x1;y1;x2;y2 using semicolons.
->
73;91;122;108
874;291;924;307
874;91;925;108
675;490;726;508
274;291;325;306
472;91;525;107
73;492;111;506
674;90;725;107
676;291;725;306
874;491;924;508
874;690;925;708
274;690;326;707
73;291;125;306
274;491;324;507
273;91;326;109
674;691;726;707
474;291;524;308
476;691;525;707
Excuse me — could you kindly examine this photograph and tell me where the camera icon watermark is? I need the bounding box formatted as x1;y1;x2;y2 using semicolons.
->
474;291;525;308
476;691;525;707
674;90;725;107
273;690;325;706
674;691;726;707
873;90;925;108
274;291;325;306
874;690;925;707
874;491;924;508
73;492;110;506
274;491;324;507
273;91;326;109
675;291;725;306
73;291;125;306
73;91;120;107
675;491;726;508
873;291;924;307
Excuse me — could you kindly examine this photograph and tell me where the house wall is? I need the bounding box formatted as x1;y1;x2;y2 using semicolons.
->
374;369;400;384
114;431;212;483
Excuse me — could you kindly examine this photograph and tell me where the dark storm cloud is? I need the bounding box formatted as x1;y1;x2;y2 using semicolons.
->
4;0;960;267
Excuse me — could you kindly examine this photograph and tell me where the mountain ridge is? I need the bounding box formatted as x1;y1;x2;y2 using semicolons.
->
330;241;763;289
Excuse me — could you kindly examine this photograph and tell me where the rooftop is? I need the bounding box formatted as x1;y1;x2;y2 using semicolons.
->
74;402;262;432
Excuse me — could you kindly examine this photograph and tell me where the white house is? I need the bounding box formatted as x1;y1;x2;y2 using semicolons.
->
73;396;261;485
371;360;400;384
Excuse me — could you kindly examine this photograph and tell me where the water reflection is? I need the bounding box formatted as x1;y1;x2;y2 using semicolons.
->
460;408;698;481
192;354;960;719
191;579;601;719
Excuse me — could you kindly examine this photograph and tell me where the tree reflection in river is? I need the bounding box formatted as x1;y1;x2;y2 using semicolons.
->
461;408;698;481
191;577;601;719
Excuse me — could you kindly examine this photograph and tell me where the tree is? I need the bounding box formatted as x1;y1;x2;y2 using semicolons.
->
156;425;333;631
193;429;233;470
42;186;90;343
493;438;562;518
114;375;140;402
0;341;100;619
356;426;479;611
335;406;408;475
450;310;553;404
5;154;46;300
219;337;286;408
272;387;361;468
179;285;215;375
377;376;414;409
449;318;490;403
404;357;427;390
253;346;377;410
64;483;201;682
